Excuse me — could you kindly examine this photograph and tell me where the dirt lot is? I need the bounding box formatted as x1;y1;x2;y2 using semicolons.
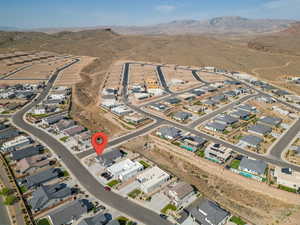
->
121;135;300;225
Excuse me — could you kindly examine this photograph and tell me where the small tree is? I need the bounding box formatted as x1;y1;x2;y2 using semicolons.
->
4;195;17;205
0;187;11;196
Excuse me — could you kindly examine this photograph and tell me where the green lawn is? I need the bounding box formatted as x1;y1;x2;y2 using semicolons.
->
139;160;150;168
161;203;177;214
278;185;297;193
62;170;69;177
128;189;141;199
230;216;246;225
230;160;241;169
106;179;120;188
116;216;129;225
59;136;69;142
20;185;28;194
196;150;205;158
37;218;51;225
4;195;17;205
0;187;11;196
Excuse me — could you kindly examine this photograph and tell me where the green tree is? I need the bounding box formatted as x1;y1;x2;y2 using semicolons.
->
0;187;11;196
4;195;17;205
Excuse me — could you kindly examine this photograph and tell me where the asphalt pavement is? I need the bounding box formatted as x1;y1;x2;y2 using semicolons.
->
11;60;173;225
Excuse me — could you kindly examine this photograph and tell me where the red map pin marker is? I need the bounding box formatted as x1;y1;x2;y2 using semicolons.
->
91;132;108;156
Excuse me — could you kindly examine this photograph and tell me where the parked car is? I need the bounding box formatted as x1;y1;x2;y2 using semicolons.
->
159;214;168;220
104;186;111;192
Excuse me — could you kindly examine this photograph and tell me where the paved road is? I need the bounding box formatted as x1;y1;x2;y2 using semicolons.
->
188;94;258;128
156;66;172;94
268;118;300;159
191;70;210;84
11;60;172;225
0;65;31;79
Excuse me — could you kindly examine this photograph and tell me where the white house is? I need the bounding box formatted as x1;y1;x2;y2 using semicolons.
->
1;135;31;153
274;167;300;190
136;166;170;193
32;106;46;115
107;159;143;181
168;182;194;207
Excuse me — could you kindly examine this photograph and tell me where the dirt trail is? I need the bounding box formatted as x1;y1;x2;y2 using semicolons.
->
251;61;293;77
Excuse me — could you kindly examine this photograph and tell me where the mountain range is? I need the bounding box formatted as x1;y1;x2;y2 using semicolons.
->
3;16;296;36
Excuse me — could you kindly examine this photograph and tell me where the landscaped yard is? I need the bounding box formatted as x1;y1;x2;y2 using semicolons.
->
37;218;51;225
19;185;28;194
139;160;150;168
59;136;69;142
230;216;246;225
278;185;297;193
128;189;141;199
161;203;177;214
230;159;241;169
196;150;205;158
106;179;120;188
116;216;129;225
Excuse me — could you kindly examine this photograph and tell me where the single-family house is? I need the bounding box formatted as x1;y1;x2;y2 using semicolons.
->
239;135;263;148
205;122;227;132
156;126;181;140
78;213;113;225
189;199;230;225
165;98;181;105
168;182;194;207
136;166;170;193
48;199;91;225
0;128;19;140
214;114;238;125
204;143;231;164
97;149;124;167
172;111;192;122
107;159;143;181
11;145;43;161
274;167;300;190
53;119;76;132
239;157;267;177
149;103;168;112
19;168;61;189
230;110;250;120
63;125;85;137
259;116;282;127
1;135;31;153
29;183;72;212
16;155;50;174
180;136;207;152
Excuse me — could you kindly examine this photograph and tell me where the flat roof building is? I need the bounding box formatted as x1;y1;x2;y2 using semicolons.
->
274;167;300;190
136;166;170;193
107;159;143;181
1;135;31;153
204;143;232;164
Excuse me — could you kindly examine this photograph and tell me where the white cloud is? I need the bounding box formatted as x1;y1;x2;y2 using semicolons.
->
155;5;176;13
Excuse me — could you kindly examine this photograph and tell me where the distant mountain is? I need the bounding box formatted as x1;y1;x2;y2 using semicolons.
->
112;16;295;35
0;26;19;31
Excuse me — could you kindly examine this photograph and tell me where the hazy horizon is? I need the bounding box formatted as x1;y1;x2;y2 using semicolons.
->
1;0;300;29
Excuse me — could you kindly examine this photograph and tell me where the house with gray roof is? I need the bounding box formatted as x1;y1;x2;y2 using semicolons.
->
189;199;229;225
259;116;282;127
210;94;227;103
168;182;195;207
172;111;192;122
205;122;227;132
97;149;124;167
239;135;263;148
248;124;272;136
78;213;112;225
48;199;91;225
19;167;61;189
0;123;7;131
41;113;67;125
239;157;267;177
180;136;207;152
237;104;257;113
156;126;181;140
224;90;237;98
230;110;250;120
11;145;43;161
29;183;72;212
0;128;19;140
214;114;238;125
107;221;120;225
165;98;181;105
202;99;217;107
149;103;168;111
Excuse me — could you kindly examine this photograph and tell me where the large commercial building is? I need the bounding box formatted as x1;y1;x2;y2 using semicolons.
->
107;159;143;181
136;166;170;193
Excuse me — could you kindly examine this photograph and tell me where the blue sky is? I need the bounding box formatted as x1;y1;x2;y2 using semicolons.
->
1;0;300;28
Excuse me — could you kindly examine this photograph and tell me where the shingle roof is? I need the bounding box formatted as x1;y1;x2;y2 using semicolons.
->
248;124;272;135
173;111;192;120
190;199;229;225
214;114;238;125
97;149;123;167
205;122;227;131
259;116;282;126
49;199;89;225
0;128;19;139
11;145;43;161
78;213;111;225
20;168;61;188
240;135;263;147
239;157;267;175
29;183;72;211
157;126;181;138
